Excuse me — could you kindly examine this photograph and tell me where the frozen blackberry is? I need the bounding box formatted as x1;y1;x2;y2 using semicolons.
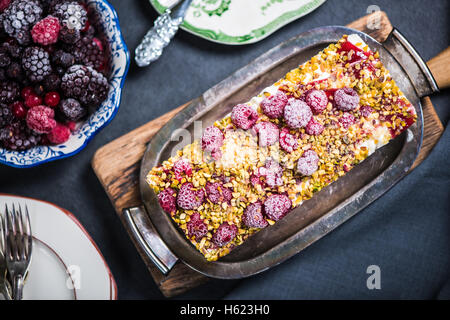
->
2;38;23;59
51;1;87;31
43;73;61;91
1;119;42;151
6;61;25;81
22;46;52;82
61;64;108;108
52;49;75;67
0;47;11;67
84;24;96;38
39;0;67;11
59;25;80;44
58;98;86;121
3;0;43;44
0;68;6;81
0;103;12;127
72;36;104;70
0;80;20;103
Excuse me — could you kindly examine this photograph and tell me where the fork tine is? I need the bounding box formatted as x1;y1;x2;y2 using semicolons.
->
0;213;4;255
23;205;32;259
4;204;10;260
16;205;26;261
6;204;18;261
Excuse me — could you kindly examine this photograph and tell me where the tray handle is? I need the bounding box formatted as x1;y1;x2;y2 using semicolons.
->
123;206;178;275
383;28;439;98
427;47;450;90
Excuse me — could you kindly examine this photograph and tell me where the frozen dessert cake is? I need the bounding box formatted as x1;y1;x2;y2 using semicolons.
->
147;34;416;261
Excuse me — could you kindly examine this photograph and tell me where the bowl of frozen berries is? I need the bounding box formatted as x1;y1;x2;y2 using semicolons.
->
0;0;129;167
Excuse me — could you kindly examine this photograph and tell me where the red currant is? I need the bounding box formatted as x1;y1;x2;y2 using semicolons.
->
21;86;35;100
25;93;43;108
44;92;60;108
11;101;27;119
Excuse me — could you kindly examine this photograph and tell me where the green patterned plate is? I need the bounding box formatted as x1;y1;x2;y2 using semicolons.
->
149;0;326;45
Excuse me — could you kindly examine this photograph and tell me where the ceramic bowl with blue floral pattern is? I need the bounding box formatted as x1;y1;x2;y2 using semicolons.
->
0;0;129;168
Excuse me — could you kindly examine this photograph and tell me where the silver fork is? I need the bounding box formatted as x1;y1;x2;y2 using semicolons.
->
0;215;11;300
3;204;32;300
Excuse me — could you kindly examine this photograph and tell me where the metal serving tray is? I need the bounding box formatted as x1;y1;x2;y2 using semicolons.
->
126;26;437;279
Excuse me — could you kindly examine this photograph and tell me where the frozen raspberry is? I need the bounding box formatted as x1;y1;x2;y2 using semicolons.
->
305;118;324;136
201;125;224;153
11;101;27;119
157;187;177;214
187;212;208;241
253;121;279;147
211;149;222;161
260;91;288;119
242;202;268;229
231;104;258;130
283;98;312;129
250;174;261;187
31;15;61;45
334;87;360;111
26;105;56;134
279;128;298;153
263;194;292;221
339;112;356;129
173;158;192;180
258;158;283;188
176;183;205;210
360;106;374;118
212;223;238;247
305;89;328;114
297;149;319;176
205;182;232;204
46;122;70;144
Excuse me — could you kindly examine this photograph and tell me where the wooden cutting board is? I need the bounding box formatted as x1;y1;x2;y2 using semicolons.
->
92;12;445;298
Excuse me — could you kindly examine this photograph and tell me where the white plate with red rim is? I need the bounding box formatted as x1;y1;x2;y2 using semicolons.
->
0;194;117;300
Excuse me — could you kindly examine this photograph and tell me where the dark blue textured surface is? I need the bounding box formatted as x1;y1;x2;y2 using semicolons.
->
0;0;448;299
